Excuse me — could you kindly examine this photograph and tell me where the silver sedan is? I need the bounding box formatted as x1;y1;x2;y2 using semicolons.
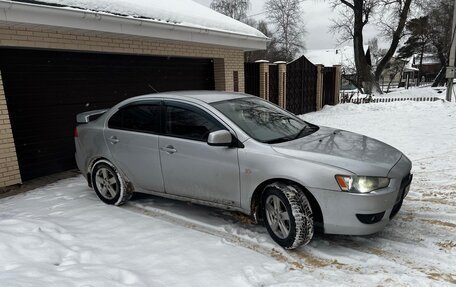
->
75;91;412;249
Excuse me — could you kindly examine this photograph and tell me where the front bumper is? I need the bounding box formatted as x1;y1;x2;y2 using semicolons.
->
310;156;412;235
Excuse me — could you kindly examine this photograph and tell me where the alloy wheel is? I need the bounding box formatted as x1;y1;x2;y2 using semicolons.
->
95;167;118;200
265;194;291;239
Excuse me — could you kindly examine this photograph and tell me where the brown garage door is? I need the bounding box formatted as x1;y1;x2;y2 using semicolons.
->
0;48;215;181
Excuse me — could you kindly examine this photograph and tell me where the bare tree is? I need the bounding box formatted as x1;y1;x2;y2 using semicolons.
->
210;0;250;21
244;20;283;62
330;0;413;94
265;0;306;61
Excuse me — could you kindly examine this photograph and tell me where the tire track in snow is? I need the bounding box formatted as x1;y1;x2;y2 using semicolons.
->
122;202;353;272
322;236;456;284
122;202;456;285
314;212;456;285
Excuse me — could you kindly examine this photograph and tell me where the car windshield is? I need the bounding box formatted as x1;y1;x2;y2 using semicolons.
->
212;97;318;143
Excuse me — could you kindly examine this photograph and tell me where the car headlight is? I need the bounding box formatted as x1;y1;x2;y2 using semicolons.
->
335;175;390;193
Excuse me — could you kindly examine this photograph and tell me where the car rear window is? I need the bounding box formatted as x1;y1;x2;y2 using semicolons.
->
108;104;161;134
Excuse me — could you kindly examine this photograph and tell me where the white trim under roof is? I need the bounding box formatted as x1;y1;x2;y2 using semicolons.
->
0;0;269;50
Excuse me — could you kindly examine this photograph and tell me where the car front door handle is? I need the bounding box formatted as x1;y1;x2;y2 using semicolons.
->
108;136;120;144
160;145;177;154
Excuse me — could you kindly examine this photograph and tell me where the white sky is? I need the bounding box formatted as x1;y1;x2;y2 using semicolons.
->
194;0;380;50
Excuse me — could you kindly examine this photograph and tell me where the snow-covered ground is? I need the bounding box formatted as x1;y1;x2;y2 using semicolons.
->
1;93;455;286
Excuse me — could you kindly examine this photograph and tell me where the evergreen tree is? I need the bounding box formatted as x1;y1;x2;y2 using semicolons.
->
398;17;432;85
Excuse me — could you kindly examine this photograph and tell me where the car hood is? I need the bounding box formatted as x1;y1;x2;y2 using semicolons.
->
272;126;403;177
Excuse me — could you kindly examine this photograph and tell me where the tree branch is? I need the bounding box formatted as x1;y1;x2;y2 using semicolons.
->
340;0;355;10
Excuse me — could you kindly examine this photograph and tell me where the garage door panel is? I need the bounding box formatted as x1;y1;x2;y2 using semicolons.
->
0;48;215;181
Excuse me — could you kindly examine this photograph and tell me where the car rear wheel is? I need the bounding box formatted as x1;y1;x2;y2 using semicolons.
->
91;161;131;205
262;183;314;249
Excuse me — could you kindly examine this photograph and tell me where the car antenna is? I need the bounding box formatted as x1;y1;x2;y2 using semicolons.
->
147;84;159;93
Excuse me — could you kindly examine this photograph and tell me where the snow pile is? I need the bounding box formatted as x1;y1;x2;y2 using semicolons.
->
1;98;455;286
304;45;368;69
13;0;266;38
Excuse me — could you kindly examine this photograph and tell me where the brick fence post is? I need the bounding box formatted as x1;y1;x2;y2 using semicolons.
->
333;65;342;104
274;61;287;109
316;64;324;111
256;60;269;100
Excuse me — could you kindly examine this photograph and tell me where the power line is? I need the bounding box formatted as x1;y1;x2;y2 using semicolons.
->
247;10;267;17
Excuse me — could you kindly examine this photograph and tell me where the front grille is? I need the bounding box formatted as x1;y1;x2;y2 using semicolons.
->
395;173;413;203
391;173;412;219
390;200;403;219
400;173;413;189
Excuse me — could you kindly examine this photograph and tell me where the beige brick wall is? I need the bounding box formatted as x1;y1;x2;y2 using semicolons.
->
334;65;342;104
315;64;324;111
213;58;226;91
258;62;269;100
0;72;21;188
0;23;246;187
277;63;287;109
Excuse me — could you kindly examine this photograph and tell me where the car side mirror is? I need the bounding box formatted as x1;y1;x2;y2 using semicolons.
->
207;130;232;146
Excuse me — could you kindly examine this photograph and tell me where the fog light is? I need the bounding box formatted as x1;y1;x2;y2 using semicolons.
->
356;212;385;224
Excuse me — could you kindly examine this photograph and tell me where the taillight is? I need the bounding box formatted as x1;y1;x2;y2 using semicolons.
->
74;127;79;138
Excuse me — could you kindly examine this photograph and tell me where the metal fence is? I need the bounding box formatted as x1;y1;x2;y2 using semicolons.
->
340;92;441;104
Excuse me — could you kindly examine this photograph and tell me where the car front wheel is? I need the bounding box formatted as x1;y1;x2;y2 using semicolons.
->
262;183;314;249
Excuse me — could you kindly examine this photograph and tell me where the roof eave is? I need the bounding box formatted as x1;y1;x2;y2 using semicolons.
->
0;0;268;51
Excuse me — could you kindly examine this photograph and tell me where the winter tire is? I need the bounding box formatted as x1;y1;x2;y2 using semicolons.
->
262;183;314;249
91;161;131;206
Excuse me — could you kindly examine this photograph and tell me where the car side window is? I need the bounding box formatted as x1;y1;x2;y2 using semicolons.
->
165;104;225;141
108;104;161;134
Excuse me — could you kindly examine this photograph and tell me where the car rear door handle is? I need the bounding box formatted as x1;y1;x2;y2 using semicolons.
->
108;136;120;144
160;145;177;154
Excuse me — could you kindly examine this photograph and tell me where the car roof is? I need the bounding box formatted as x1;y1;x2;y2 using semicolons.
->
129;90;253;104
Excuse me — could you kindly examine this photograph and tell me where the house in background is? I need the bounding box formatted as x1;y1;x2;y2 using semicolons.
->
0;0;268;188
305;45;371;90
391;53;441;90
410;53;442;83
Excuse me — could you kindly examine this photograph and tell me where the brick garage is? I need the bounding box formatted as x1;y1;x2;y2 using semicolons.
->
0;0;267;187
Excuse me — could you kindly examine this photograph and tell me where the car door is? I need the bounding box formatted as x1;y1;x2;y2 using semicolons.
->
104;101;165;193
159;100;241;206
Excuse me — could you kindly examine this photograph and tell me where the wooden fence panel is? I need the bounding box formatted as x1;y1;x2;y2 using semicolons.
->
268;64;279;104
244;63;260;97
323;67;336;106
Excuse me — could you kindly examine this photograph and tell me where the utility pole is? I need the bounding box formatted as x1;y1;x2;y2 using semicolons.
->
446;0;456;101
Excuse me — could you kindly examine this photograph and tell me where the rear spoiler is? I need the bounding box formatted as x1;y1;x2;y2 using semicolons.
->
76;109;108;124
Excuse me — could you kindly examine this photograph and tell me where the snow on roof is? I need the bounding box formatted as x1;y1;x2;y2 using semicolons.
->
10;0;266;39
415;54;440;65
304;45;369;70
